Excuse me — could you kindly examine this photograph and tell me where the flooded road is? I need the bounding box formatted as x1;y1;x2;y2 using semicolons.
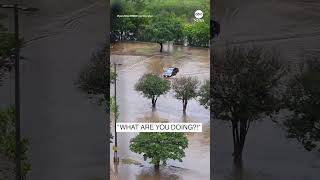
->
1;1;108;179
111;42;210;180
213;0;320;179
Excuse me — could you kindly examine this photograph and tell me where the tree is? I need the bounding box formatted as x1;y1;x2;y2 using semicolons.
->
109;96;119;143
172;76;199;112
76;45;114;142
144;12;183;52
183;5;210;47
135;73;170;108
198;80;210;109
76;45;110;109
212;46;284;166
0;13;16;83
129;132;188;169
284;56;320;152
0;106;31;178
111;0;147;41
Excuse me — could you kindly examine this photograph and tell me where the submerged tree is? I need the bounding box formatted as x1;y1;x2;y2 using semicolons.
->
284;56;320;152
198;80;210;109
76;45;114;142
212;46;284;165
135;73;170;108
172;76;199;112
130;132;188;170
77;45;110;109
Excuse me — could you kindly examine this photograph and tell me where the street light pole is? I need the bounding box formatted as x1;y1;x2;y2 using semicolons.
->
113;63;118;163
14;4;21;180
113;63;122;163
1;4;39;180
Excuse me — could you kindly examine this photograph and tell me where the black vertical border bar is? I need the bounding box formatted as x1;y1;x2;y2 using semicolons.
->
106;0;111;180
210;0;215;180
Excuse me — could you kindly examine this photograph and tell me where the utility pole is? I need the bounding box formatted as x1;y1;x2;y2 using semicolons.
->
113;63;121;163
0;4;39;180
113;63;118;163
14;5;21;180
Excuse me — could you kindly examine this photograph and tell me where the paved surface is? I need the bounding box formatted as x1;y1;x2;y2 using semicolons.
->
0;0;108;179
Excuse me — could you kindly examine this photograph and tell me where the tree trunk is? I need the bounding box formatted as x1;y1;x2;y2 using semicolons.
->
182;99;188;112
232;158;244;180
154;161;160;170
231;121;246;167
152;97;157;108
233;141;243;165
159;42;163;52
152;99;155;108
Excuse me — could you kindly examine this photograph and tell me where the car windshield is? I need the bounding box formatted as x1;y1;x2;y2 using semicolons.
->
165;68;173;73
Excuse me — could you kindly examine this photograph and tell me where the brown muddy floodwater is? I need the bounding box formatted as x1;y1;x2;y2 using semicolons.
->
110;42;210;180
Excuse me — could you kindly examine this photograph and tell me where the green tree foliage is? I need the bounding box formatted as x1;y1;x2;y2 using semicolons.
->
129;132;188;169
198;80;210;109
144;12;183;52
0;33;14;83
0;33;15;59
76;45;110;110
135;73;170;108
284;56;320;152
183;20;210;47
0;13;16;83
172;76;199;112
183;3;210;47
212;46;284;164
110;96;119;119
76;45;113;142
109;96;119;143
0;106;31;178
110;0;210;48
111;0;147;41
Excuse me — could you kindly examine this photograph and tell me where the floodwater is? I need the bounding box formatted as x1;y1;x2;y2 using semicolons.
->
110;42;210;180
213;0;320;180
1;1;108;179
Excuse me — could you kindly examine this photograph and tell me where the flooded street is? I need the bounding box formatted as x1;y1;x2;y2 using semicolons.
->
213;120;320;180
213;0;320;179
111;42;210;180
1;0;108;179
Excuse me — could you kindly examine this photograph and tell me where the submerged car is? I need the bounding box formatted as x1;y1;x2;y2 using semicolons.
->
163;67;179;77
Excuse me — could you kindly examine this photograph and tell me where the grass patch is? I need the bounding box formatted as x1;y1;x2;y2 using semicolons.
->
135;48;156;56
121;158;142;166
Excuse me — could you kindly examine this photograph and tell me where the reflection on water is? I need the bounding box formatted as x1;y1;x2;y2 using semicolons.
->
137;110;169;123
213;119;320;180
135;166;181;180
110;42;210;180
147;58;166;76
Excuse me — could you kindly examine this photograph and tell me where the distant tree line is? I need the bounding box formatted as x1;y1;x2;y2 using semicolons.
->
111;0;210;49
